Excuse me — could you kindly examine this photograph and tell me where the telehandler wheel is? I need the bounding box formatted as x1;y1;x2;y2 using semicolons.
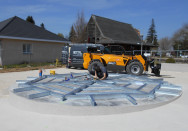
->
126;61;143;75
88;61;104;75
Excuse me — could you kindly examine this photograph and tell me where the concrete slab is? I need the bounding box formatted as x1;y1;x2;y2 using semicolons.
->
0;64;188;131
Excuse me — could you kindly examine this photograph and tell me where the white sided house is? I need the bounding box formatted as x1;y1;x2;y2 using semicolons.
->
0;16;69;66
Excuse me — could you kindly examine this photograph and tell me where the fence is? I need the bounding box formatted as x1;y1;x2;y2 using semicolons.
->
125;50;188;63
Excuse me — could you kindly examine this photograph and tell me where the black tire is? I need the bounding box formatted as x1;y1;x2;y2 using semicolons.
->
126;61;143;75
88;61;104;75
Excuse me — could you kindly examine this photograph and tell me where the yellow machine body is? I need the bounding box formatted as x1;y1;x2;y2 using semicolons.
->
83;53;147;71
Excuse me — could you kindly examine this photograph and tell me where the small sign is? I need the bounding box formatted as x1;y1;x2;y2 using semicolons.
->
73;51;82;56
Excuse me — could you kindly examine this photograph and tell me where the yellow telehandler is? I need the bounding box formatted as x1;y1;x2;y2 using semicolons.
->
83;45;161;76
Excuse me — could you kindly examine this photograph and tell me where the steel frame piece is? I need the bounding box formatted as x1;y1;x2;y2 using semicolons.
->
12;73;173;106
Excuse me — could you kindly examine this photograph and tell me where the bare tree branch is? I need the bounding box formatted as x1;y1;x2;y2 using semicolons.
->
159;37;173;51
73;11;87;43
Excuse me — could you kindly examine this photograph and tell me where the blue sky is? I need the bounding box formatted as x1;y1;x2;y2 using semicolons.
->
0;0;188;39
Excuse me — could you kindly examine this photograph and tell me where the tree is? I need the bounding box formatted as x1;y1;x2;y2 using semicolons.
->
69;25;76;42
73;11;87;43
159;37;173;51
40;23;45;29
146;18;158;45
172;24;188;50
26;16;35;24
57;33;64;38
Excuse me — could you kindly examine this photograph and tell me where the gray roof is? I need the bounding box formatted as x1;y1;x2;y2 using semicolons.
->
92;15;141;44
0;16;68;42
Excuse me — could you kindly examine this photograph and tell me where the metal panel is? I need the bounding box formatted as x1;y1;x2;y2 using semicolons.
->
28;91;51;99
12;73;182;106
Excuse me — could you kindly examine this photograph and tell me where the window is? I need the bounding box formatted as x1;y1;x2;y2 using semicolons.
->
104;46;126;55
23;44;32;54
104;47;112;54
111;46;125;55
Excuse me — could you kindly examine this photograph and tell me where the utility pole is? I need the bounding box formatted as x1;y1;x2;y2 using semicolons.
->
95;24;96;44
177;44;181;58
140;35;143;55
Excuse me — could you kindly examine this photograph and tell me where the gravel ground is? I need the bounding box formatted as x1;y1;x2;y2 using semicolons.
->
0;63;188;131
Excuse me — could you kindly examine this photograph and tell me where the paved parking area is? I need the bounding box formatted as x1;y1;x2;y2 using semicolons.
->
0;63;188;131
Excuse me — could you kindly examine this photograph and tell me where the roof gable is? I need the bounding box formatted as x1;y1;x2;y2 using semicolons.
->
92;15;141;44
0;16;68;42
0;17;14;32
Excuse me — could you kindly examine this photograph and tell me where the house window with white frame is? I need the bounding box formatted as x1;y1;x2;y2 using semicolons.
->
23;44;32;54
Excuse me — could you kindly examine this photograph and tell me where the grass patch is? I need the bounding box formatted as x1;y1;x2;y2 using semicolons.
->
3;62;54;69
166;58;176;63
0;62;66;73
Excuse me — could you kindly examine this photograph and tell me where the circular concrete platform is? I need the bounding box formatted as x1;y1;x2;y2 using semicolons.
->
9;73;182;115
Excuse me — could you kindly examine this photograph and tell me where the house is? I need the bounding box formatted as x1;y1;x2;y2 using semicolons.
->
87;15;153;53
0;16;69;66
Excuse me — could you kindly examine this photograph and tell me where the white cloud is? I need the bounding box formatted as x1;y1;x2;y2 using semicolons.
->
1;5;48;15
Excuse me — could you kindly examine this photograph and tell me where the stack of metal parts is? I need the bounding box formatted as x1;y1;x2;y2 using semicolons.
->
12;73;182;106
